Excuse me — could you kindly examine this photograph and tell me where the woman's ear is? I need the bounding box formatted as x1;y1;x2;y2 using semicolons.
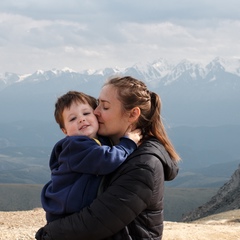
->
129;107;141;123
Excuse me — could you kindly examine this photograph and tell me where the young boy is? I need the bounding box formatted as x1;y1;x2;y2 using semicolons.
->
41;91;141;223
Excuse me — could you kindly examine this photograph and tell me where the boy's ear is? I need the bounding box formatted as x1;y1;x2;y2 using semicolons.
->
61;128;67;135
129;107;141;123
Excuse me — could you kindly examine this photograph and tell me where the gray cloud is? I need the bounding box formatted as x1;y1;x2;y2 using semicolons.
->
0;0;240;74
1;0;240;21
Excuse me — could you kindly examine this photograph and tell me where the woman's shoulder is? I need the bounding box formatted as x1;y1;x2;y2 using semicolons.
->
128;137;179;181
133;137;166;156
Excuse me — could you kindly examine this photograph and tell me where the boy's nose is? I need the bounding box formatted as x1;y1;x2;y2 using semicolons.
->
79;118;85;123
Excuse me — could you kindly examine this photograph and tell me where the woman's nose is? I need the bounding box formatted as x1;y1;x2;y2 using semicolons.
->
94;106;100;116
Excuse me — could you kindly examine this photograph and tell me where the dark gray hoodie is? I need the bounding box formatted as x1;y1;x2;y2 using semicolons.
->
37;137;179;240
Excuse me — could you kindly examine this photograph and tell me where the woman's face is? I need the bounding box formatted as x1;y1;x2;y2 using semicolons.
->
94;84;130;144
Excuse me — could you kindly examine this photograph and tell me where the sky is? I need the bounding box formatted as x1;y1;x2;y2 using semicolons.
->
0;0;240;74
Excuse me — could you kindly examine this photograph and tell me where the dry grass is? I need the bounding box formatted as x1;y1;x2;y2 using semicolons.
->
0;208;240;240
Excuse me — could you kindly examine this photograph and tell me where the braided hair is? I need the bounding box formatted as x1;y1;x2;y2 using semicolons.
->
104;76;180;161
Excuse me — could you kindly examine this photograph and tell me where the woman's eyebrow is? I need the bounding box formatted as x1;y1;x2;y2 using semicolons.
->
98;99;110;103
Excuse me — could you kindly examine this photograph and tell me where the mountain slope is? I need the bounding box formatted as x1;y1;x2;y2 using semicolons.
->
182;164;240;221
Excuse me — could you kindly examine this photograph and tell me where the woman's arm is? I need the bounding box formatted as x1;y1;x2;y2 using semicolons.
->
37;155;157;240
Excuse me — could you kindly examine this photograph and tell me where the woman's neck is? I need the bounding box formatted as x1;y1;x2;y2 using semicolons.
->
110;135;121;146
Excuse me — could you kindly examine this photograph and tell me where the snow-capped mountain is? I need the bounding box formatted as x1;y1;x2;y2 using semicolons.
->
1;57;240;189
1;56;240;86
1;56;240;90
0;57;239;127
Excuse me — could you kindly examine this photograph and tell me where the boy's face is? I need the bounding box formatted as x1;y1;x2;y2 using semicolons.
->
62;101;99;138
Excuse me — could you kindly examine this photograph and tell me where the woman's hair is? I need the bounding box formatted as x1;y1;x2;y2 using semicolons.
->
104;76;180;161
54;91;97;129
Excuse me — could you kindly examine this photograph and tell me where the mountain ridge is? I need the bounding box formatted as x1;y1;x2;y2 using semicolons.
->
1;56;240;87
0;56;240;126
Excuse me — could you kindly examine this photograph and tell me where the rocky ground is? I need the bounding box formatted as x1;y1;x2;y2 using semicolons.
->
0;208;240;240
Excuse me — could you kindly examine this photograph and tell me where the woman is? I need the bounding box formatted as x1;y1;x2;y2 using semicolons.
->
36;76;180;240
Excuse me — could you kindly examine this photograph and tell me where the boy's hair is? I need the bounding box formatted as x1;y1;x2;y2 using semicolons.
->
54;91;97;129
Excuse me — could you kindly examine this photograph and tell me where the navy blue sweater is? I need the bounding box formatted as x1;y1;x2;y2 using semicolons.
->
41;135;137;222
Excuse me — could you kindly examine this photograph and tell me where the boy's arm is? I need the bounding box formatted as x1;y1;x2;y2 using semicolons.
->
88;136;137;174
58;136;137;175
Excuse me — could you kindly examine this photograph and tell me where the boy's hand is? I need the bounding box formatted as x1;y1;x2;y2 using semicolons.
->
125;126;142;145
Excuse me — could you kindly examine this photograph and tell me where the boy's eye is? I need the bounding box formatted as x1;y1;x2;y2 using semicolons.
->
83;112;90;116
70;117;76;122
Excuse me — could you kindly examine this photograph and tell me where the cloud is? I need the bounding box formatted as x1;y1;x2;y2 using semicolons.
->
1;0;240;21
0;0;240;73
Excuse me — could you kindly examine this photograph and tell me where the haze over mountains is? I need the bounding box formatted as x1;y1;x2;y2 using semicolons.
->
1;56;240;126
0;56;240;188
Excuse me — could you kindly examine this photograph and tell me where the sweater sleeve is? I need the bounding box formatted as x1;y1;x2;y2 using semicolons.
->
58;136;137;175
41;155;158;240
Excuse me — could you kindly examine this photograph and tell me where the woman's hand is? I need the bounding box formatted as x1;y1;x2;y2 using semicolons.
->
35;227;51;240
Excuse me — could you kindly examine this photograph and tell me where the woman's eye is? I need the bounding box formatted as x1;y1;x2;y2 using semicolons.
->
102;104;109;110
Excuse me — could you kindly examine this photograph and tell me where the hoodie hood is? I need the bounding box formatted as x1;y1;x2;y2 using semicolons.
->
131;137;179;181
